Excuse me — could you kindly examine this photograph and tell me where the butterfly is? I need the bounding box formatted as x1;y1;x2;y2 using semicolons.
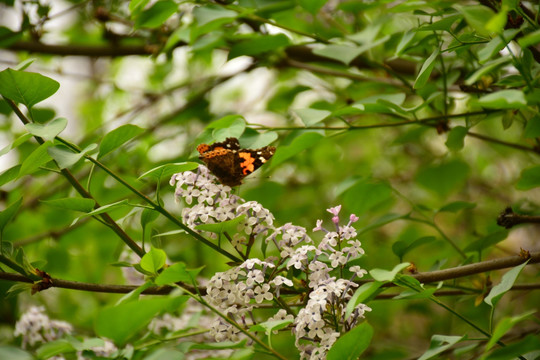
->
197;137;275;187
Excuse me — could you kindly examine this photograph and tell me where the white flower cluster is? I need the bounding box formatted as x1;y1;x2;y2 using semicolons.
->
14;306;73;349
149;298;234;360
171;167;371;360
205;258;279;341
280;205;371;359
170;166;274;250
14;306;117;358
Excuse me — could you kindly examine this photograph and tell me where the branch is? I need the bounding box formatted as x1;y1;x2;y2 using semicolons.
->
412;251;539;284
7;41;158;57
4;97;145;257
1;252;538;295
497;207;540;229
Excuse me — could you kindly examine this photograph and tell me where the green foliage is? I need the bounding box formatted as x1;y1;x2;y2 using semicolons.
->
0;69;59;109
327;322;373;360
98;124;145;159
140;247;167;274
95;296;187;346
1;0;539;359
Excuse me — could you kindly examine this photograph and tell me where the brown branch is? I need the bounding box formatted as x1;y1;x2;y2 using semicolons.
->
4;97;145;257
1;252;538;296
7;41;160;57
375;283;540;299
497;207;540;229
284;45;417;76
412;251;539;284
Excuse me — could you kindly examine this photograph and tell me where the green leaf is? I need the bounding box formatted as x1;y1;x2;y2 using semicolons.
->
0;346;33;360
392;236;436;259
485;9;507;34
25;118;67;141
83;199;130;217
370;262;410;282
524;114;540;138
0;165;21;187
250;319;293;335
144;348;186;360
418;334;466;360
298;0;327;14
414;49;439;89
345;282;383;319
129;0;149;14
502;0;519;9
485;310;536;352
269;132;323;168
464;230;508;253
395;30;416;56
240;131;278;149
134;0;177;29
293;108;331;127
153;229;186;238
140;247;167;274
138;162;199;180
416;160;470;197
41;197;96;213
195;214;246;234
48;143;97;169
98;124;144;159
338;93;407;116
19;142;52;177
0;133;32;156
516;165;540;190
36;340;75;359
327;322;373;360
484;260;529;307
155;262;202;285
0;197;22;235
193;5;237;27
459;5;497;37
476;90;527;109
95;297;180;346
358;213;407;235
445;126;468;151
0;68;60;108
465;57;510;85
438;201;476;213
485;334;540;360
518;29;540;49
116;282;154;305
141;208;159;229
228;34;290;59
478;29;519;63
417;15;462;31
207;115;246;140
312;44;364;66
343;180;393;215
394;287;437;300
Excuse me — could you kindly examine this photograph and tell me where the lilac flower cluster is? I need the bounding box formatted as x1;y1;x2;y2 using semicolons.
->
14;306;117;358
205;258;278;341
14;306;73;349
170;166;274;251
170;167;371;360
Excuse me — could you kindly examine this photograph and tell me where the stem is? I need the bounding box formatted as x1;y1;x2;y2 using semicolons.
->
408;217;467;259
84;154;242;262
4;96;145;257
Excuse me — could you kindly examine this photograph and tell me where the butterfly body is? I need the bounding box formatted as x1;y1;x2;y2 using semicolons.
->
197;137;275;187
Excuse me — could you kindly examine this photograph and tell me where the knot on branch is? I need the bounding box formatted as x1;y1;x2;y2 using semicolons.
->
31;269;53;295
497;207;517;229
497;207;540;229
